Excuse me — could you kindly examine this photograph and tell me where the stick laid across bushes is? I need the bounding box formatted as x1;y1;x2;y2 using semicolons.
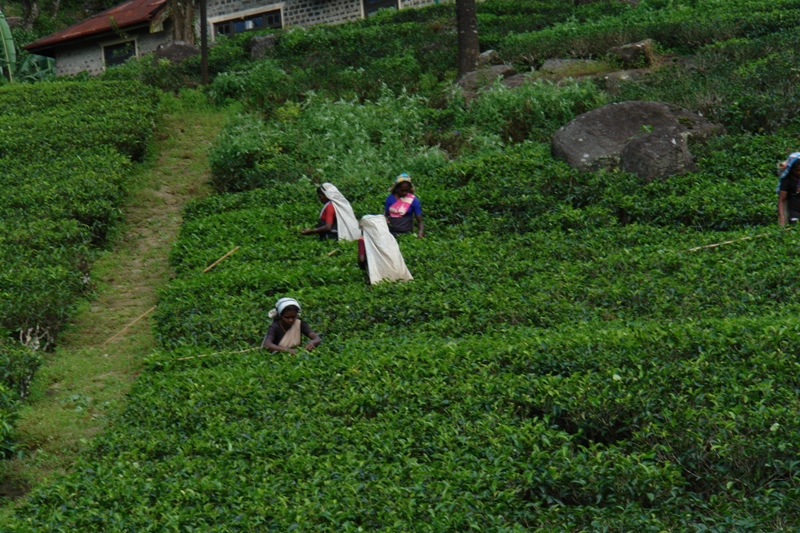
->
102;246;240;345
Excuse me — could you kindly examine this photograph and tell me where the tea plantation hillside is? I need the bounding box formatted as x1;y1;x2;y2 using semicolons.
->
4;0;800;530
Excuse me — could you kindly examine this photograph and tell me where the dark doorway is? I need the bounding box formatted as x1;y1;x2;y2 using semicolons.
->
363;0;398;16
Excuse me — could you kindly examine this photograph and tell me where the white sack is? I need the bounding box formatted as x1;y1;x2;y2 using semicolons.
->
321;183;360;241
360;215;413;285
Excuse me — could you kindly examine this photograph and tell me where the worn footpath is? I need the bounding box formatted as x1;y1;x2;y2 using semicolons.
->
0;108;227;505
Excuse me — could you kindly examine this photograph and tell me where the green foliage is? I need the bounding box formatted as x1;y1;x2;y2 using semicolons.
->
207;59;292;111
498;0;799;66
0;80;155;455
208;90;447;195
8;0;800;529
461;78;608;143
617;30;800;133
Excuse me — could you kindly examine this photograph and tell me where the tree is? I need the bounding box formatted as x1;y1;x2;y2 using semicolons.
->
169;0;194;43
455;0;479;78
20;0;39;30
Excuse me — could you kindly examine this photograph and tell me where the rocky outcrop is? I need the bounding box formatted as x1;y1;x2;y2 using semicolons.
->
552;101;725;180
457;64;518;92
539;58;601;76
608;39;656;68
249;34;278;60
152;41;199;65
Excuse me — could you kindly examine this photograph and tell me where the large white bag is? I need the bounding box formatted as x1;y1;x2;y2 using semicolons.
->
321;183;360;241
360;215;413;285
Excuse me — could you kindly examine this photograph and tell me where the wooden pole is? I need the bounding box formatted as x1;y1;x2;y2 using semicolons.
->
200;0;208;85
685;227;791;252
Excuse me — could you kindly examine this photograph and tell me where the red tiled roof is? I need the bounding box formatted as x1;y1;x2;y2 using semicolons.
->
24;0;168;54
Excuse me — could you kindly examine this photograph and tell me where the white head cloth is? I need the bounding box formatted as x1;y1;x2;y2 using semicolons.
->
269;297;301;319
321;183;360;241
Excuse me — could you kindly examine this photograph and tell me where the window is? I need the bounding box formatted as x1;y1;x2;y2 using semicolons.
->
103;41;136;67
364;0;398;16
214;9;282;38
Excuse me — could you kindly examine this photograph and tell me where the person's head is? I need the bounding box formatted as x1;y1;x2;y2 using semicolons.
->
316;186;329;203
789;159;800;178
279;305;299;328
270;297;301;326
391;173;414;197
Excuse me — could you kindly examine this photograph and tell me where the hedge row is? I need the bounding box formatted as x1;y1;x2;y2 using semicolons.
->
0;81;156;456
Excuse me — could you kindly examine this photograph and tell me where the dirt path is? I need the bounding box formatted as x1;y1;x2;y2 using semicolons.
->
0;107;227;503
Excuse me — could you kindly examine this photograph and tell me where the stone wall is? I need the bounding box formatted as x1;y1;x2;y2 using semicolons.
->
284;0;361;27
207;0;448;34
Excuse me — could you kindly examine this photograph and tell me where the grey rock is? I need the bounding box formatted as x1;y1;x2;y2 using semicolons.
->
152;40;200;65
457;64;517;92
539;58;601;75
249;34;278;60
551;100;725;178
602;69;647;96
620;127;697;181
608;39;655;68
477;49;502;68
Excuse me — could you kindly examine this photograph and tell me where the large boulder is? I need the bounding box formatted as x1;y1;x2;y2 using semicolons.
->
619;127;697;182
249;34;278;60
152;41;200;65
457;64;517;92
551;101;725;179
608;39;656;68
539;58;601;76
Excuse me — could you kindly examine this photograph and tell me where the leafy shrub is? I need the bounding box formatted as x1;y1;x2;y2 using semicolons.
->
207;59;293;112
462;78;608;143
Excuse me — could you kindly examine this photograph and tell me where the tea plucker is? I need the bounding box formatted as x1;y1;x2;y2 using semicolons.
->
301;183;360;241
778;153;800;226
384;173;423;238
261;298;322;355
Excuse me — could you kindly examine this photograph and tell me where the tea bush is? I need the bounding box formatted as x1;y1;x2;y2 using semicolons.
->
0;81;156;457
209;90;448;194
498;0;800;67
617;30;800;133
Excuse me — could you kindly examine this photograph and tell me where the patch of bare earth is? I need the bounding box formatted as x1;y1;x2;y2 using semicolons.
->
0;110;226;504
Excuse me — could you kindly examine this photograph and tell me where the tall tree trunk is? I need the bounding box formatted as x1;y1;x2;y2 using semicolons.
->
49;0;60;19
170;0;195;43
20;0;39;30
456;0;479;79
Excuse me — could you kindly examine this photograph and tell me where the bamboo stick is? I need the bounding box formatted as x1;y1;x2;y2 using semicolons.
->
103;306;157;345
175;347;260;361
203;245;241;272
686;227;791;253
102;246;241;345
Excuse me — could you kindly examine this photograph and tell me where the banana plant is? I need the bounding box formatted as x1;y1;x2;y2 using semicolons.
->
0;9;15;82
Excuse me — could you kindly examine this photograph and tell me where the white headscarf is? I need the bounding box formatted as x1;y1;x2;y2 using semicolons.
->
269;297;301;320
320;183;360;241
